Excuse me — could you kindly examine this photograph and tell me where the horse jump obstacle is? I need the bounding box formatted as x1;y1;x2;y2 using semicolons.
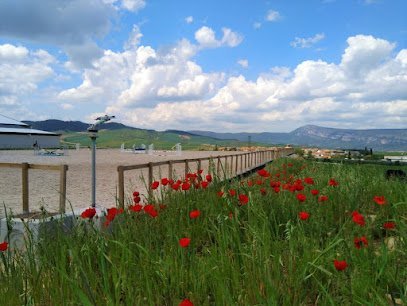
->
117;148;294;208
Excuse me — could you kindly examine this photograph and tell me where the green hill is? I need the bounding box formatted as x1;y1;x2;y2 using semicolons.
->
61;128;265;150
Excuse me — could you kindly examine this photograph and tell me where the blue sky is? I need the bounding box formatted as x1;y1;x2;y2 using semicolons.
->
0;0;406;132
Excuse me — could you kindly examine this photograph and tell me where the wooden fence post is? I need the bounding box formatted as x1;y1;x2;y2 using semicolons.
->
22;162;29;214
197;159;202;181
184;160;189;178
118;166;124;208
168;160;173;180
217;156;221;178
59;164;68;213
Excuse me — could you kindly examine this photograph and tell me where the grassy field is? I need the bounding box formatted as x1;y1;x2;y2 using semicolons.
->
61;128;268;150
1;159;406;305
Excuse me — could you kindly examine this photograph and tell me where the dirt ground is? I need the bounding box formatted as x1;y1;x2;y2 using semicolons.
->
0;149;241;217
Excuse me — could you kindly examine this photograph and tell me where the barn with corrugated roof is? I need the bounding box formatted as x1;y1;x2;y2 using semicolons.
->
0;114;60;149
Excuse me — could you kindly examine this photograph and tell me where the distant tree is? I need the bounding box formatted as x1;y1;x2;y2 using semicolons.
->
294;148;304;157
307;150;313;159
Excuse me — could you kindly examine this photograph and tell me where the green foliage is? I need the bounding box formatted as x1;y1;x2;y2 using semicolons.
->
0;160;406;305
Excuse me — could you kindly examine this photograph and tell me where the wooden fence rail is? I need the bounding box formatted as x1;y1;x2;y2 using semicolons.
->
117;148;293;207
0;162;68;215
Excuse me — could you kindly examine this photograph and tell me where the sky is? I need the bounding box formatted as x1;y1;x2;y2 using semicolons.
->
0;0;406;133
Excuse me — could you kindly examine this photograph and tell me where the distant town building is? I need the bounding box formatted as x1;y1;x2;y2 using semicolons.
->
0;114;60;149
384;156;407;163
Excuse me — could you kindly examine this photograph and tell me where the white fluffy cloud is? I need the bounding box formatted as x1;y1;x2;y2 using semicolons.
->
0;44;29;62
290;33;325;48
185;16;194;24
0;43;55;118
55;33;406;132
266;10;281;22
237;59;249;68
119;0;145;11
195;26;243;48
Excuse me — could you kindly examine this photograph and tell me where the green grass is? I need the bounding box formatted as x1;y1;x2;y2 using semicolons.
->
61;128;269;150
1;159;406;305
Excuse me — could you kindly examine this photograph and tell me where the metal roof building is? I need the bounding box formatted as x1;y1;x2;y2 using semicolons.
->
0;114;60;149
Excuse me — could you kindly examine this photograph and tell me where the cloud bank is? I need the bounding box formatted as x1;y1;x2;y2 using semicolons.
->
51;33;407;132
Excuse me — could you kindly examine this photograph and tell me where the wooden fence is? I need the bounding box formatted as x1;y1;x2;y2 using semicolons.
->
0;162;68;215
117;148;294;207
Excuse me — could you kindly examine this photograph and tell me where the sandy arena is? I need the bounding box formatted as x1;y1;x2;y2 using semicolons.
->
0;149;241;218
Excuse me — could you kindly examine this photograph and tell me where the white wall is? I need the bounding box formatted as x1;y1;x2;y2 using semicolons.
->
0;134;60;149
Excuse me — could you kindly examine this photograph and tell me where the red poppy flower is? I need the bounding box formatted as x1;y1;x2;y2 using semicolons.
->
287;163;293;167
228;189;236;197
247;180;253;187
159;204;167;210
143;204;154;212
354;236;368;249
260;188;267;195
257;169;269;177
143;204;158;217
238;194;249;205
294;183;304;191
171;183;180;191
0;241;8;252
201;181;209;189
81;208;96;219
161;178;169;186
311;189;319;196
217;191;224;197
133;196;141;203
304;177;314;185
189;210;201;219
106;207;123;222
182;182;191;191
198;169;203;174
373;196;386;205
298;211;310;220
333;259;348;271
179;298;194;306
328;179;339;186
352;211;365;226
205;174;212;182
151;181;160;190
132;191;139;197
270;181;281;188
129;204;143;212
228;212;233;219
186;173;197;181
296;193;306;202
179;237;191;248
318;195;328;202
383;221;396;230
147;209;158;218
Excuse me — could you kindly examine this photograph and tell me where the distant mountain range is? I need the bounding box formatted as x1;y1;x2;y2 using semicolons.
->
22;120;407;151
189;125;407;151
22;119;137;132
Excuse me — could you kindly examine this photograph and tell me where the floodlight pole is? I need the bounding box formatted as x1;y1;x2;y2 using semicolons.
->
89;130;98;207
87;115;115;208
